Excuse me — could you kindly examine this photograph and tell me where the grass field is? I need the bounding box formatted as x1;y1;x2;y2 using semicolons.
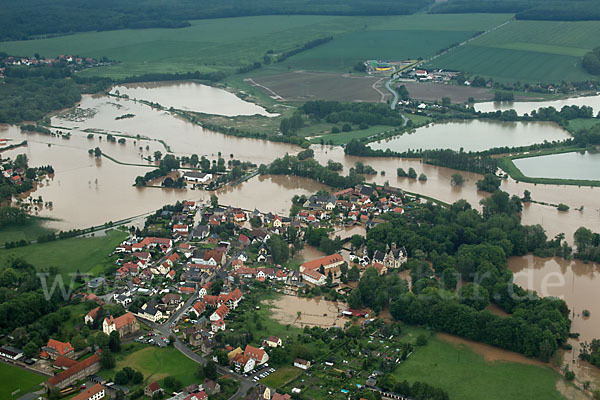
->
568;118;600;132
0;216;55;244
0;14;512;79
309;125;396;145
429;20;600;83
0;362;45;399
260;366;303;389
0;229;127;278
394;327;569;400
108;345;199;386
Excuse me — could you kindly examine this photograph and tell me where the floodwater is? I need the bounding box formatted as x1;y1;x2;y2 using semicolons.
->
313;146;600;243
330;225;367;241
267;294;345;328
513;151;600;181
111;81;277;117
52;94;297;164
369;120;570;152
475;94;600;115
509;255;600;388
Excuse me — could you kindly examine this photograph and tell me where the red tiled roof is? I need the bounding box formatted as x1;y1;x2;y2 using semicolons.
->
47;354;100;387
244;345;265;362
302;269;324;281
301;254;343;271
104;312;137;330
147;381;161;393
53;356;78;369
71;383;104;400
46;339;74;356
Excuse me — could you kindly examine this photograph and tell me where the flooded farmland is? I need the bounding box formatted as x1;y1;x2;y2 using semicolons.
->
369;120;570;153
475;94;600;115
513;151;600;181
111;81;277;117
266;294;345;328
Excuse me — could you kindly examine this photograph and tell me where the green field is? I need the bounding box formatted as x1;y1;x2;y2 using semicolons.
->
0;229;127;278
260;366;303;388
393;327;570;400
0;362;45;399
309;125;396;145
0;14;512;78
567;118;600;132
0;217;55;244
277;14;512;72
109;345;200;386
429;20;600;83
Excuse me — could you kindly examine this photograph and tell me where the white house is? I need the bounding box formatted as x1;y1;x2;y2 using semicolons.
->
301;269;326;286
294;358;311;370
184;172;212;183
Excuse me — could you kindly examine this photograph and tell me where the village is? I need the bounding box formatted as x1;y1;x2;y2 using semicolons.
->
0;182;423;400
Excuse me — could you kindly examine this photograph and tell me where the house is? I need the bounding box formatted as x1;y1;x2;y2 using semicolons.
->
145;382;163;398
244;345;269;365
211;319;226;332
234;212;246;222
85;307;100;325
300;254;344;273
103;312;140;337
231;353;255;374
173;224;189;233
87;277;105;290
202;379;221;395
43;339;75;360
210;304;230;321
0;345;23;361
382;243;407;269
161;293;182;305
264;336;282;348
46;354;101;389
192;225;210;240
256;243;270;262
372;262;387;276
294;358;311;370
301;269;326;286
72;383;105;400
272;394;291;400
191;301;206;318
272;215;282;228
184;171;212;183
185;391;208;400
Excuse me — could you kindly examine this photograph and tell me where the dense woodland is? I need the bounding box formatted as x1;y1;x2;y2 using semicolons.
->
583;47;600;76
348;195;572;360
0;0;432;41
430;0;600;21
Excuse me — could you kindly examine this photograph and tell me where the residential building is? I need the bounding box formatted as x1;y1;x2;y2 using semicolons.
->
72;383;105;400
184;172;212;183
294;358;311;370
46;354;101;389
0;345;23;361
43;339;75;360
145;382;163;398
263;336;282;348
244;345;269;365
301;269;326;286
85;307;100;325
300;254;344;273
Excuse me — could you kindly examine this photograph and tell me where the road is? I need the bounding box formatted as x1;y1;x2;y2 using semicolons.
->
141;291;256;399
385;78;399;110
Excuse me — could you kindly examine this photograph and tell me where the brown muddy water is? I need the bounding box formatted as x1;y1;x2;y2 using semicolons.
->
111;81;277;117
267;294;345;328
52;94;297;164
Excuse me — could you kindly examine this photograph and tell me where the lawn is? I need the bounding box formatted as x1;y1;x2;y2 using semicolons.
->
0;362;45;399
394;327;569;400
260;366;303;389
0;216;55;244
567;118;600;132
0;229;127;278
429;20;600;83
109;345;200;386
309;125;396;145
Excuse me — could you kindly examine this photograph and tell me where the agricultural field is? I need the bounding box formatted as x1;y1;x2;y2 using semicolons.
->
0;14;512;79
398;81;495;103
429;20;600;83
0;229;127;279
248;71;388;103
0;216;55;244
0;362;45;399
275;14;513;72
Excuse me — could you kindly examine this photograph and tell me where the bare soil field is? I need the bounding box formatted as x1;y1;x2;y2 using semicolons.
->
399;81;494;103
248;71;390;103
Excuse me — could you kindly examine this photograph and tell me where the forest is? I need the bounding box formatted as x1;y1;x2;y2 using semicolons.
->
583;47;600;76
347;194;572;360
0;0;432;41
430;0;600;21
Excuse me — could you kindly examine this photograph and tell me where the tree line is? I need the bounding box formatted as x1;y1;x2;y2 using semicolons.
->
0;0;433;41
347;195;571;360
583;47;600;75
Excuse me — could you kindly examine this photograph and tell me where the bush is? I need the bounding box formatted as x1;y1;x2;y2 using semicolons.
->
565;370;575;381
342;123;352;132
557;203;570;212
583;309;591;317
331;126;340;134
397;168;407;177
418;173;427;181
416;333;428;346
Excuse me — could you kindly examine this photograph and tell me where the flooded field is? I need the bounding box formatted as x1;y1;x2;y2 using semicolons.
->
267;294;345;328
52;94;297;164
111;81;277;117
513;151;600;181
475;94;600;115
369;120;570;153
